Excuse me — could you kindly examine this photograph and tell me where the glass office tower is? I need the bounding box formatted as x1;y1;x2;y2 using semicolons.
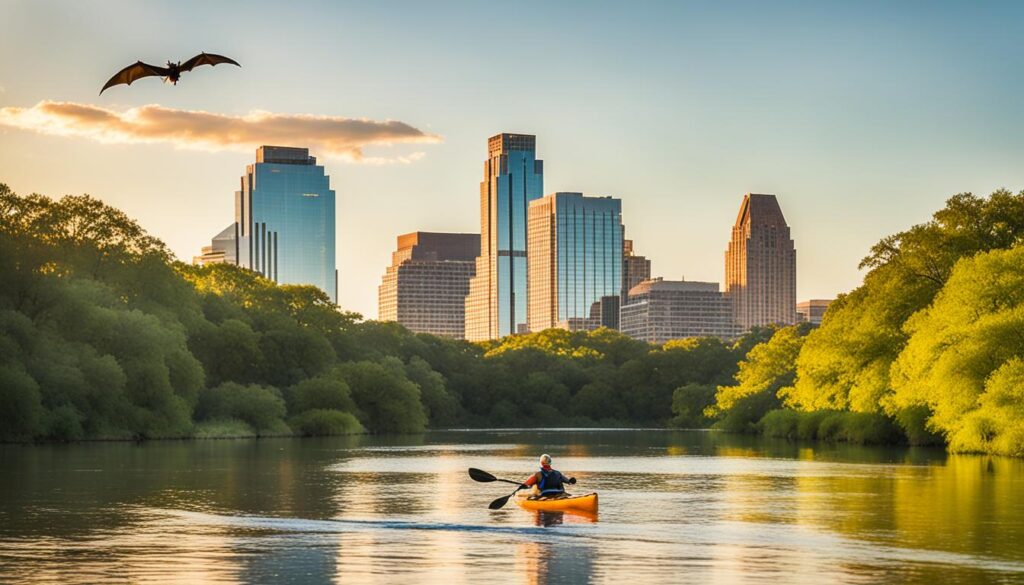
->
235;146;338;303
527;193;623;332
465;133;544;340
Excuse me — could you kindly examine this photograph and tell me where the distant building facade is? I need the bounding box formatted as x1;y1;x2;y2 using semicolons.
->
557;295;621;332
622;239;651;302
465;133;544;340
527;192;623;332
234;146;338;302
192;224;238;266
797;299;832;325
620;278;739;343
724;193;797;330
378;232;479;338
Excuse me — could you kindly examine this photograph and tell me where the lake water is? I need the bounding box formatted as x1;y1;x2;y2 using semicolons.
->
2;429;1023;584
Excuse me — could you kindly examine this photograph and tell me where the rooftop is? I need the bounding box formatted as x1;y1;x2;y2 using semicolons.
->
487;133;536;156
628;278;720;297
256;146;317;166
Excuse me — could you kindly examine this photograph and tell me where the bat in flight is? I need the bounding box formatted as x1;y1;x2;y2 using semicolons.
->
100;52;240;94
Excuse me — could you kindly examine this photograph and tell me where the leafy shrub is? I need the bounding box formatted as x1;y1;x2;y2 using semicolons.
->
758;409;904;445
195;382;286;433
192;419;256;438
839;412;903;444
289;409;364;436
714;391;781;433
45;404;85;441
0;365;43;441
795;410;833;440
286;371;356;414
893;405;944;446
817;413;845;441
337;359;426;434
759;409;800;439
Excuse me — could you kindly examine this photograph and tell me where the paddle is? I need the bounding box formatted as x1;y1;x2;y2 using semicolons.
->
488;489;520;510
468;468;526;510
468;467;523;487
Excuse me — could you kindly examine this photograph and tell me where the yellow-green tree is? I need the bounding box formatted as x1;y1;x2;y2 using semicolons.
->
890;245;1024;455
711;325;809;431
790;190;1024;415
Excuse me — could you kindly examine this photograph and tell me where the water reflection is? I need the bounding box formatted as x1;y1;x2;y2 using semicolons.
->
529;510;598;526
1;431;1023;584
515;539;596;584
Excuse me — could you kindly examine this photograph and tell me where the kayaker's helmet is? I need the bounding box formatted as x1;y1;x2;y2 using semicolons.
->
540;454;552;466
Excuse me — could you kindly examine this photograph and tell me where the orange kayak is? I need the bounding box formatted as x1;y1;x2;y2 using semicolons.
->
515;492;598;514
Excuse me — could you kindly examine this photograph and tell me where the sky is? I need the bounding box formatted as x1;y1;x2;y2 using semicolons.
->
2;0;1024;318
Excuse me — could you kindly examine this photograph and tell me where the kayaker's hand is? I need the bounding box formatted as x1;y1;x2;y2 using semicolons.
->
569;477;577;484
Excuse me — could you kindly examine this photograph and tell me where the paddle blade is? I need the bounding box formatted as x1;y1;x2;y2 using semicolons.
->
468;468;497;483
489;493;513;510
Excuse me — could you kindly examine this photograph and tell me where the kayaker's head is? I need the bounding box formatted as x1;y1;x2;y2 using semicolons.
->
539;453;552;470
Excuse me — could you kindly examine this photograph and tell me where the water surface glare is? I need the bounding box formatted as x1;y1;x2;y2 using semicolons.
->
1;429;1023;584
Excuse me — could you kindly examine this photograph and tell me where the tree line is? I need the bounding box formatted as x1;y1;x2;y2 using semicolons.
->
5;184;1024;458
0;184;771;442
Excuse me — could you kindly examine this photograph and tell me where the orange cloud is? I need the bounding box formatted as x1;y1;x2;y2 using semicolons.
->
0;101;441;163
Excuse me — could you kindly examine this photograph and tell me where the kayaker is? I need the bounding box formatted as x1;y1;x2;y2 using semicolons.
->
521;454;577;499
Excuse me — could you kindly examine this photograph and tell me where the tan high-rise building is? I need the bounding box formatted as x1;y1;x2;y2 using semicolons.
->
724;193;797;329
464;133;544;341
379;232;479;339
622;239;651;301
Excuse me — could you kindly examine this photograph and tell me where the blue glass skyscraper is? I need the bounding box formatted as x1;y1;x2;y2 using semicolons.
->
465;133;544;340
234;146;338;302
527;193;623;332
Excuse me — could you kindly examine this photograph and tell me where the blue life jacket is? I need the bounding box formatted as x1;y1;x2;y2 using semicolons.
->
537;468;565;496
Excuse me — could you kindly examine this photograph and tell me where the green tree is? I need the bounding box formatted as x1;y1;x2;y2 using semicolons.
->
670;383;716;428
189;318;261;386
338;359;427;433
405;356;460;427
571;381;628;423
286;369;357;414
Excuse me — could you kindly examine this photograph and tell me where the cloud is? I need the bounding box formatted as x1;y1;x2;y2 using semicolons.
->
0;101;440;163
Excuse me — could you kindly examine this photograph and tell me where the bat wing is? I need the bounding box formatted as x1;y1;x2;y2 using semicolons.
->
100;61;170;94
179;52;241;72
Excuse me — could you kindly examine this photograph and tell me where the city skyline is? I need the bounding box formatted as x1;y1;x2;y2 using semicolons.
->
5;2;1024;318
